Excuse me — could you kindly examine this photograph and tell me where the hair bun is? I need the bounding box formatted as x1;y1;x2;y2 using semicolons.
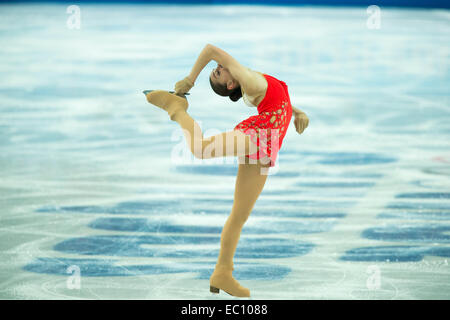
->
229;87;242;102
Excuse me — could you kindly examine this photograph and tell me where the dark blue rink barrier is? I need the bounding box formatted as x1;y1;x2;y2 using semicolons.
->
1;0;449;9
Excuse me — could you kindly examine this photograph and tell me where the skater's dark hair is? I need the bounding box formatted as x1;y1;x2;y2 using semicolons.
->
209;77;242;102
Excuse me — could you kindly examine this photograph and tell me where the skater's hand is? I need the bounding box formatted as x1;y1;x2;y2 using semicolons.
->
293;111;309;134
174;76;194;95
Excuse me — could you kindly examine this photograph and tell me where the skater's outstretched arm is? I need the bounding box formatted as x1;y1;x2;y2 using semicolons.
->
175;44;266;98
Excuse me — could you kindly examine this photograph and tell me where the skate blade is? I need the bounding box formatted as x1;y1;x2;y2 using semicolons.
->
143;90;189;97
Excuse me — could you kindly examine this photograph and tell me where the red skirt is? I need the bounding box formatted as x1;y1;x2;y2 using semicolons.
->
234;101;292;167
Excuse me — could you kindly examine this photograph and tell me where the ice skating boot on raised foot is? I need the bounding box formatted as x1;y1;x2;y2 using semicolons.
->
145;90;188;121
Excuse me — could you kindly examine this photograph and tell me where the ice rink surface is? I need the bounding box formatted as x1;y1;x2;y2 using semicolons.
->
0;3;449;299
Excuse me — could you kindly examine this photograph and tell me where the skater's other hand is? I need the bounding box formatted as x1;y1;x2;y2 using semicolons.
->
294;111;309;134
174;76;194;95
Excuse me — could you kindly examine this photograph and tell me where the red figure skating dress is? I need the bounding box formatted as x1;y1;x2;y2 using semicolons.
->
234;74;293;167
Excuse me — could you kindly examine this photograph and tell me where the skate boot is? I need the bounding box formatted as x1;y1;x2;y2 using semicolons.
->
145;90;188;121
209;265;250;297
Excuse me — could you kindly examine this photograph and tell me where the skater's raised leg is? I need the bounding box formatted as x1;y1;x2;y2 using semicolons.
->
146;90;259;161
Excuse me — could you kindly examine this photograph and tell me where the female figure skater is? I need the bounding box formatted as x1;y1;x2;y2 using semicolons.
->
145;44;309;297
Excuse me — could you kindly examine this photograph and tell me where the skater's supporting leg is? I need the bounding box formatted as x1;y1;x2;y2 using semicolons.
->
210;161;269;297
217;161;268;267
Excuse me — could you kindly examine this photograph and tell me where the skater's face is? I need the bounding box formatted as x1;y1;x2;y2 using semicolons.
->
210;64;236;90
